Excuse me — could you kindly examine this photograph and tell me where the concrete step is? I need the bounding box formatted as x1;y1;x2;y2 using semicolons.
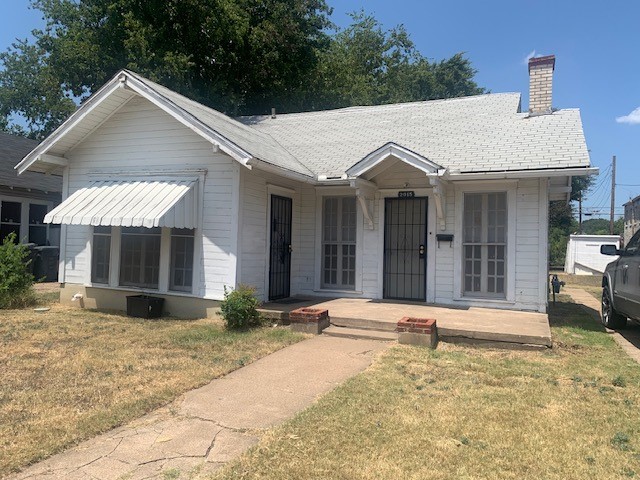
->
330;316;397;332
323;325;398;342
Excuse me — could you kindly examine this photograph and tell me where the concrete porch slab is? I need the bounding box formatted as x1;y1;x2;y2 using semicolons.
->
261;297;552;348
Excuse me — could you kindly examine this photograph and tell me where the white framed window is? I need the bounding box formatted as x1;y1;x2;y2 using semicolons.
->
169;228;194;292
322;196;356;289
0;201;22;242
119;227;162;289
91;226;111;284
462;192;507;298
28;204;49;245
90;226;197;293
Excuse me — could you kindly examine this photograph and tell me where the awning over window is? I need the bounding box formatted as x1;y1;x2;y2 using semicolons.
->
44;179;198;228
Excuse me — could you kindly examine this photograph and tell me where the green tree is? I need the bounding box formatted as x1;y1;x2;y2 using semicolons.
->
0;3;485;139
307;12;484;110
548;174;597;266
1;0;333;138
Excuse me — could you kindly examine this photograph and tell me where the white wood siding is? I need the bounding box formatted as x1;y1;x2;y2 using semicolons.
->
238;168;308;301
63;95;236;300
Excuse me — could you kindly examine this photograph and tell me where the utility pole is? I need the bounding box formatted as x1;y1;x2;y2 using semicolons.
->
579;192;583;234
610;155;616;234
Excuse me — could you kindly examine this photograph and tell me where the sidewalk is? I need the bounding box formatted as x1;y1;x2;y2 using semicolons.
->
565;287;640;364
11;336;389;480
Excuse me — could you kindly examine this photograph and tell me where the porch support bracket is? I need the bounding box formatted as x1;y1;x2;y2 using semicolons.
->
428;172;447;231
350;178;376;230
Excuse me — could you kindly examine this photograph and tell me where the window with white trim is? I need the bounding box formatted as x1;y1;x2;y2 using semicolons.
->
463;192;507;297
119;227;161;289
0;201;21;242
322;196;356;289
28;204;48;245
91;226;111;284
170;228;194;292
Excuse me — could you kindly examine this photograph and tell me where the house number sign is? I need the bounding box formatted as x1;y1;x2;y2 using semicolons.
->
398;191;415;198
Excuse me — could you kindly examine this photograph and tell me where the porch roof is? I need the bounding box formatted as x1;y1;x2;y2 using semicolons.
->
44;178;198;228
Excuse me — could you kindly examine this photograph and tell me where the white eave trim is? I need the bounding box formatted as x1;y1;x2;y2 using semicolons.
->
445;166;599;181
16;70;257;176
246;157;316;184
15;78;127;175
346;142;443;177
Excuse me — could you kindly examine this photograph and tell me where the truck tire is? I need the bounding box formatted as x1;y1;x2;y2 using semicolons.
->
601;287;627;329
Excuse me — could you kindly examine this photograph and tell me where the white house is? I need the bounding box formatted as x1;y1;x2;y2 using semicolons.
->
564;234;621;275
16;55;595;316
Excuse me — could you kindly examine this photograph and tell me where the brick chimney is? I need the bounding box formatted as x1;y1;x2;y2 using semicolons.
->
528;55;555;115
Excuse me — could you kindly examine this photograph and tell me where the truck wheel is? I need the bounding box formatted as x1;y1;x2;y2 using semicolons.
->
601;287;627;329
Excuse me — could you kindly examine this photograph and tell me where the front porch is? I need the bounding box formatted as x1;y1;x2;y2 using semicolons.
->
260;298;552;348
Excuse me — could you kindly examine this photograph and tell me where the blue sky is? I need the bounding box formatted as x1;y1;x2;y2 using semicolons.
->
2;1;639;219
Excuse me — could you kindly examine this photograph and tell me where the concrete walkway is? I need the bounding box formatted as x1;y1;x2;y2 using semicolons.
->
566;287;640;364
10;336;389;480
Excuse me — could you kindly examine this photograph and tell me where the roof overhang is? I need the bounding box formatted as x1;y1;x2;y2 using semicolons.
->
16;70;254;176
346;142;445;178
444;166;598;181
44;178;199;228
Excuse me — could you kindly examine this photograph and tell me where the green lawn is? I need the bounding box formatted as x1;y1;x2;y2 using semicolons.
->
0;300;304;476
213;296;640;480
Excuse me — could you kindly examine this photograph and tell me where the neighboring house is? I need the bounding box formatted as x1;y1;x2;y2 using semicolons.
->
0;132;61;246
564;234;621;275
16;55;595;316
624;195;640;245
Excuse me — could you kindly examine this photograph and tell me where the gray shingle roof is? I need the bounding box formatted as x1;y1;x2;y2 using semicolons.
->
238;93;590;178
126;71;315;177
0;132;62;192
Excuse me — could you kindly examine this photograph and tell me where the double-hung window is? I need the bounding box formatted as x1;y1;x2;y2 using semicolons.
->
92;226;195;292
462;192;507;298
322;196;356;289
119;227;161;289
170;228;194;292
92;226;112;284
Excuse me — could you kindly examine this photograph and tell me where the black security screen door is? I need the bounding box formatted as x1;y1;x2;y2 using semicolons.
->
269;195;292;300
383;197;427;301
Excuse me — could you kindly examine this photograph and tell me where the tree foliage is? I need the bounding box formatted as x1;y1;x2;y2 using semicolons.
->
548;174;603;267
0;233;35;309
0;2;484;138
307;12;484;110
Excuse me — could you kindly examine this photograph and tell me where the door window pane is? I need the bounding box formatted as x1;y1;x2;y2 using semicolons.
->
463;192;507;298
322;197;356;289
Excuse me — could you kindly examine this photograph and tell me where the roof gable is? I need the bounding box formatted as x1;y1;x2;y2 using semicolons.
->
16;70;314;178
347;142;444;178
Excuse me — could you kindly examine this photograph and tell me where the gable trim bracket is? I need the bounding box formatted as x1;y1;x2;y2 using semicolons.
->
349;178;376;229
428;170;448;231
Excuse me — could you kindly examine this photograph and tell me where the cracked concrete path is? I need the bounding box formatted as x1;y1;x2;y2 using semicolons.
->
9;335;388;480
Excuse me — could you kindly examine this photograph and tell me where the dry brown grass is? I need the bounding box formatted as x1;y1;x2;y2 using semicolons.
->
214;298;640;480
0;303;303;476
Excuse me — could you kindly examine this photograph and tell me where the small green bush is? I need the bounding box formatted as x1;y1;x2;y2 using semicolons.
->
0;233;35;309
220;284;262;330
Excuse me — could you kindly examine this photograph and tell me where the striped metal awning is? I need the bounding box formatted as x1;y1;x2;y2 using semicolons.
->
44;179;198;228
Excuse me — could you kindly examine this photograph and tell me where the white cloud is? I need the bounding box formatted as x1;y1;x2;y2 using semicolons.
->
616;107;640;125
522;50;536;65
